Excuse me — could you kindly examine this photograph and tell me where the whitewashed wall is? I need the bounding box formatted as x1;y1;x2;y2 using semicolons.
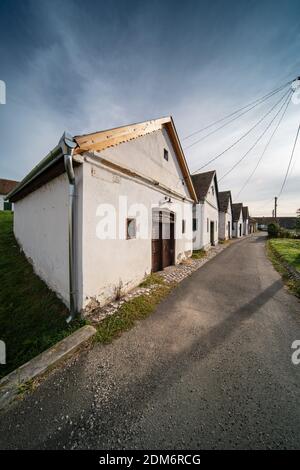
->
243;219;249;235
80;129;193;310
219;202;232;240
0;195;4;211
13;168;83;307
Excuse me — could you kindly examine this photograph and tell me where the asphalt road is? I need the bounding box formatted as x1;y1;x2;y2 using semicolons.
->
0;233;300;449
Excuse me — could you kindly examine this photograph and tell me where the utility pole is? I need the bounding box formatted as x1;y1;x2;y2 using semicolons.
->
274;196;278;220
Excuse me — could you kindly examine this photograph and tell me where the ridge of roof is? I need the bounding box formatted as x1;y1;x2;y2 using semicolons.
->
232;202;243;221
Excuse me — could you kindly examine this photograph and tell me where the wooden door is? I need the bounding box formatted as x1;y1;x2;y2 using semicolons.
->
210;221;215;245
152;211;162;273
152;210;175;272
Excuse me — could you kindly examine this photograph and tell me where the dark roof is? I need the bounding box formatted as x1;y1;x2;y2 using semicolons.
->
242;206;249;220
254;217;296;229
191;170;218;203
0;178;19;195
232;203;243;221
218;190;232;213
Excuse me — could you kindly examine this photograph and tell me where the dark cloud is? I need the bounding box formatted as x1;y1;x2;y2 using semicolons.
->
0;0;299;214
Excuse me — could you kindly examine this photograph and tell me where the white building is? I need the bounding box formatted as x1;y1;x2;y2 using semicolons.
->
0;178;19;211
218;191;233;240
242;206;249;235
191;170;219;250
232;203;243;238
8;117;197;317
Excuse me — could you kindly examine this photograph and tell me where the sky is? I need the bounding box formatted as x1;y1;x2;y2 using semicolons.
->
0;0;299;216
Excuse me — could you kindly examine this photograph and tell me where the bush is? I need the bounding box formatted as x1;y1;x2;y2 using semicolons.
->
279;228;292;238
268;222;280;238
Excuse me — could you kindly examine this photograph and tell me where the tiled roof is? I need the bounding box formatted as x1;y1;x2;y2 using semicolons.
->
0;178;19;195
191;170;216;201
218;190;232;213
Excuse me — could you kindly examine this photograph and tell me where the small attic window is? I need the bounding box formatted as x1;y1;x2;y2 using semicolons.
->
164;148;169;161
211;186;215;196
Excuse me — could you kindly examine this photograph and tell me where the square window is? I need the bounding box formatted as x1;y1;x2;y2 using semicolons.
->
126;218;136;239
164;148;169;161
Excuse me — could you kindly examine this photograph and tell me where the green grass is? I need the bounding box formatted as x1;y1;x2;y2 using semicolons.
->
267;239;300;298
139;273;164;287
268;239;300;272
192;249;206;260
0;211;85;379
95;281;173;344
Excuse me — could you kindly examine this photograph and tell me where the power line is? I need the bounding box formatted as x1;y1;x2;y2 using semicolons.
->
235;91;292;197
183;80;292;141
191;88;291;174
184;85;290;149
219;90;293;182
278;118;300;198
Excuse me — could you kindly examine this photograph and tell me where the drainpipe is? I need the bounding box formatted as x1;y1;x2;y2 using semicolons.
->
59;132;78;323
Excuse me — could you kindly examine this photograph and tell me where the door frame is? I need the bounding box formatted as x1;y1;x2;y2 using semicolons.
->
151;209;175;272
210;220;215;246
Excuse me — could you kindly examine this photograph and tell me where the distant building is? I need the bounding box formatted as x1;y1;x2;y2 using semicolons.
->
254;217;297;230
249;217;257;233
0;178;19;211
232;203;243;238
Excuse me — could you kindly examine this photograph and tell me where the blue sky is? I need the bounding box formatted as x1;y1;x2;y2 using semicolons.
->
0;0;299;215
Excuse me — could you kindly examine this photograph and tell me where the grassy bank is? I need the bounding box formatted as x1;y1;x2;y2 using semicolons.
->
0;211;84;379
267;238;300;298
268;239;300;272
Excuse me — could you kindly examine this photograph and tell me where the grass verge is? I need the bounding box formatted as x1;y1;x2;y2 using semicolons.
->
267;239;300;298
268;239;300;272
94;280;174;344
0;211;85;379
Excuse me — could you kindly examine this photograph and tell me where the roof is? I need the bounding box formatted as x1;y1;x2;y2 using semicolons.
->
242;206;249;220
232;203;243;221
191;171;219;205
218;190;232;213
0;178;19;195
8;117;197;203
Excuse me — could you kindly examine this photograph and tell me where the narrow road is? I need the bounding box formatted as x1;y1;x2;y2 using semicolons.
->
0;233;299;449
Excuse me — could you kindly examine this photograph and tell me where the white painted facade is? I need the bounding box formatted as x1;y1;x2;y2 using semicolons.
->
193;177;219;250
14;128;194;312
232;211;243;238
219;200;232;240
